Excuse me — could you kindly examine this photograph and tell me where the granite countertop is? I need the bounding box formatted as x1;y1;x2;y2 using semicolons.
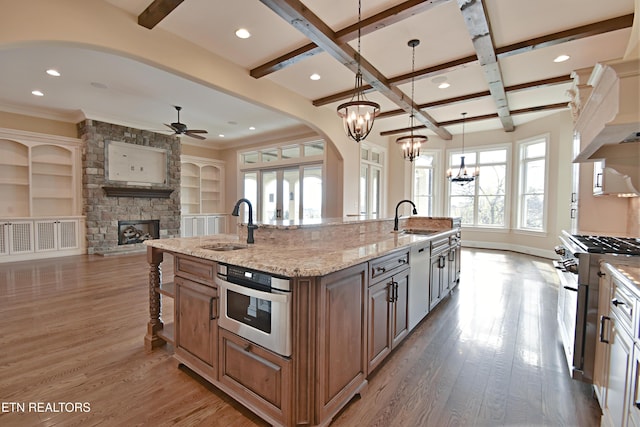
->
145;228;455;277
608;261;640;295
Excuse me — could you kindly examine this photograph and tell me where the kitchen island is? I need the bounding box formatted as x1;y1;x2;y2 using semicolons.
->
144;216;460;427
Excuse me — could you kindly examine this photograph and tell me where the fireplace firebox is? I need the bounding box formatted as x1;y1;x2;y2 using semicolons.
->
118;220;160;245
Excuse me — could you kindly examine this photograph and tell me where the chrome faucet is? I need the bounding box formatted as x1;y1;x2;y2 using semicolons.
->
232;198;258;244
394;199;418;231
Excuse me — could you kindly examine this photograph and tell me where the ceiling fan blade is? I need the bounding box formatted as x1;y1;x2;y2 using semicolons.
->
185;129;208;134
185;132;206;140
164;123;178;132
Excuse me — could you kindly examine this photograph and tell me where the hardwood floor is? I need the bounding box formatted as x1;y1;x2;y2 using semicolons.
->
0;249;601;426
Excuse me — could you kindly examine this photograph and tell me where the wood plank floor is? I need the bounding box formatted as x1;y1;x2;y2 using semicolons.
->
0;249;601;426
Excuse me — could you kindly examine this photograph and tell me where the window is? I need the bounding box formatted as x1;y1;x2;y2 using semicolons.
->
448;146;508;228
239;140;324;221
359;145;385;217
413;153;435;216
517;137;547;231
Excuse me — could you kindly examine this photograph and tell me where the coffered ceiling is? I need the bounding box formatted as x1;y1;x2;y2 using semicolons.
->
0;0;636;146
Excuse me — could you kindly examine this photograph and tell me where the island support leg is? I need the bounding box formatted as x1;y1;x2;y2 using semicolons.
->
145;246;165;351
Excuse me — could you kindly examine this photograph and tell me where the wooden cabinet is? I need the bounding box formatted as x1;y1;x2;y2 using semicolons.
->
218;328;292;426
175;276;218;383
317;263;368;422
367;250;409;374
180;155;225;215
172;255;218;382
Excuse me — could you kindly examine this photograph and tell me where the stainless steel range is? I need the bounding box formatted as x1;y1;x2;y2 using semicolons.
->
554;230;640;383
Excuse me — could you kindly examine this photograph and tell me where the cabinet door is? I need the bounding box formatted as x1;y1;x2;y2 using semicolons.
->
8;221;34;254
368;279;392;373
318;263;367;420
429;256;442;310
594;269;613;408
175;277;218;381
218;328;291;426
391;269;409;349
602;313;633;427
440;254;450;295
629;346;640;427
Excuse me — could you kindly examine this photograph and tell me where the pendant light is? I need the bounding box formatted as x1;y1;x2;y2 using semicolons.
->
447;112;479;185
396;39;428;162
336;0;380;143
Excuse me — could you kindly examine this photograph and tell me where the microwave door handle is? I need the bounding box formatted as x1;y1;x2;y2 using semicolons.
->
563;285;579;292
215;277;290;304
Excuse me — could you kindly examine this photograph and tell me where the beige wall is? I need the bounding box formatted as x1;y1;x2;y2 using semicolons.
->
0;111;76;138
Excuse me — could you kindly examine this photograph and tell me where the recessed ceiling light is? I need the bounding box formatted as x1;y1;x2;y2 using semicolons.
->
310;73;321;81
46;69;61;77
90;82;108;89
31;90;44;97
218;134;225;138
554;54;570;63
235;28;251;39
438;82;450;89
249;126;256;130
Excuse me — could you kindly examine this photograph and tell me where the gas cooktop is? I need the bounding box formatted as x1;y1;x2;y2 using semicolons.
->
570;234;640;256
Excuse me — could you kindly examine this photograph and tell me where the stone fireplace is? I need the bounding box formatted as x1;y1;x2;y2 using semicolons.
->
78;119;181;254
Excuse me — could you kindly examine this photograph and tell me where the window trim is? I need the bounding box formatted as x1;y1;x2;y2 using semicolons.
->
359;142;387;218
411;149;441;217
516;134;549;233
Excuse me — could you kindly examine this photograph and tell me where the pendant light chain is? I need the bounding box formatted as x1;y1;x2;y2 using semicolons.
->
336;0;380;143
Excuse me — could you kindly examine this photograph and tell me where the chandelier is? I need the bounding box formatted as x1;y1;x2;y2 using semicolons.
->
336;0;380;143
396;39;428;162
447;112;479;185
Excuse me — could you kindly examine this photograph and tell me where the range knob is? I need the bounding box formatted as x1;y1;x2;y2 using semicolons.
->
554;246;566;256
562;260;579;274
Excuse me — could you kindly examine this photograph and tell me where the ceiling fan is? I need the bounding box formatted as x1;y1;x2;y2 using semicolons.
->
164;105;208;140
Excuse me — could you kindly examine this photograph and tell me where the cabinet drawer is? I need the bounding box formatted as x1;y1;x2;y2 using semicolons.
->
370;250;409;282
174;254;216;284
431;236;450;256
611;276;634;335
218;329;291;425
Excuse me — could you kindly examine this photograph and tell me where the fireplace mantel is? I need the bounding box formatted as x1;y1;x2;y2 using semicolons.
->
102;186;174;198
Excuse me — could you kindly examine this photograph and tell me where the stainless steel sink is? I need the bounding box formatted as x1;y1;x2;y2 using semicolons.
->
199;243;248;251
400;229;439;235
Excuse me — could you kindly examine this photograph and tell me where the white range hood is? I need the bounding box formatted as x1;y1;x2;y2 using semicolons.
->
573;58;640;196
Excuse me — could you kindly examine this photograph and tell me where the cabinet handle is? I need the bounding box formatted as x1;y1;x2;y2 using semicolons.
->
612;299;625;307
210;296;218;320
570;208;576;219
571;192;577;203
449;250;455;262
595;172;603;188
387;282;394;303
376;266;386;273
398;258;407;264
597;272;606;278
439;256;446;269
244;343;252;352
393;281;398;303
599;315;610;344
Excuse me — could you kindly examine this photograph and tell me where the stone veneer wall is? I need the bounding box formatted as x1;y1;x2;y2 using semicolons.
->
78;119;181;254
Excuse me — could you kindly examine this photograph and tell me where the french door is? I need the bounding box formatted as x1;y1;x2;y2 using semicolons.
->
242;165;322;222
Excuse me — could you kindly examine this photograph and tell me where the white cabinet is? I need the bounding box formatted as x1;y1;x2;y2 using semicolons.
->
0;217;84;262
34;219;80;252
180;156;225;215
408;243;430;331
181;214;227;237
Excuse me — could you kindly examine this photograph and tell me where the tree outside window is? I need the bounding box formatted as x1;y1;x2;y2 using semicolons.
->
448;147;508;228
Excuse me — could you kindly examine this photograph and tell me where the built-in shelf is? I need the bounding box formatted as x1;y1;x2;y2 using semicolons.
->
102;186;174;198
156;281;176;298
156;322;174;345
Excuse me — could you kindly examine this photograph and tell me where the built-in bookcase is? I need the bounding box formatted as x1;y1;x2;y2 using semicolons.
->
180;156;225;215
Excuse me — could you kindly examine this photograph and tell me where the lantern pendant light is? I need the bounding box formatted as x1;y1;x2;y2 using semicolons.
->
396;39;428;162
447;112;479;185
336;0;380;143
